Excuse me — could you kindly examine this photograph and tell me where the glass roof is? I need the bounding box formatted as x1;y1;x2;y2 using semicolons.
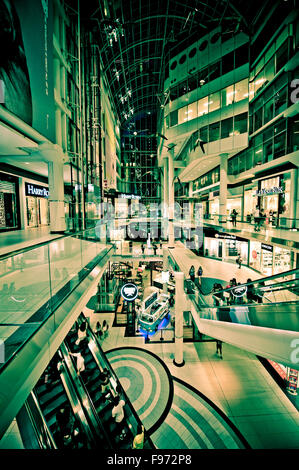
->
80;0;268;133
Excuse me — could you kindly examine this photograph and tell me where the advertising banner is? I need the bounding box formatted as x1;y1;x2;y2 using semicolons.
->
0;0;55;141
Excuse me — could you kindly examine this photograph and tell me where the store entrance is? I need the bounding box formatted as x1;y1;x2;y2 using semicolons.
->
26;196;49;228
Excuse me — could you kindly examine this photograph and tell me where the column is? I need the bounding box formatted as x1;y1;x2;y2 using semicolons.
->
219;153;228;223
162;246;169;294
289;168;297;229
48;161;66;233
162;157;169;240
168;147;175;246
173;271;185;367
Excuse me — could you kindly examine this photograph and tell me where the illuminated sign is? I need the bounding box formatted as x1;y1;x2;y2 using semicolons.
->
261;243;273;252
25;183;49;198
254;187;283;196
120;193;141;200
120;283;139;302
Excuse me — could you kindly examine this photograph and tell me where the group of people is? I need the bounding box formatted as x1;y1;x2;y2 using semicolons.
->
188;265;203;283
212;278;265;306
94;320;109;340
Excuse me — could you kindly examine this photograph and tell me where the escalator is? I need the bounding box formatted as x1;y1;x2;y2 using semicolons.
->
32;351;96;449
180;267;299;368
64;314;153;449
186;268;299;331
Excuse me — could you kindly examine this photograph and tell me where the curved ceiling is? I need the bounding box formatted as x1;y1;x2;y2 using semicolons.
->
81;0;268;133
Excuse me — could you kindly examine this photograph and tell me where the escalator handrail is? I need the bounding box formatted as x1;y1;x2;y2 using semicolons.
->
61;340;114;449
27;392;57;449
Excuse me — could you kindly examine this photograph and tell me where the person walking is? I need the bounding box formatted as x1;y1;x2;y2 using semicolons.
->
141;243;145;256
253;205;260;231
236;254;242;269
94;321;103;339
189;265;195;282
197;266;203;278
132;424;145;449
153;243;158;256
216;340;223;359
102;320;109;338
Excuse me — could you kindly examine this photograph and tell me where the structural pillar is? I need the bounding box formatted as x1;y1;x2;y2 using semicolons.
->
173;271;185;367
168;147;175;246
162;157;169;241
219;153;228;223
162;246;169;294
48;161;67;233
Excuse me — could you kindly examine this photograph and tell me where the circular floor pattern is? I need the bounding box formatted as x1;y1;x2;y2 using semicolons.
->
151;377;249;450
106;347;172;432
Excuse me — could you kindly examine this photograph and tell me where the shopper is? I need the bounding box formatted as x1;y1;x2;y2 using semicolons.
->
99;368;111;401
246;279;255;303
70;351;85;377
112;395;126;439
141;243;145;255
231;209;238;227
94;321;103;338
253;205;260;231
132;424;145;449
169;293;175;308
153;243;158;255
102;320;109;338
189;265;195;282
216;340;223;359
236;254;242;269
197;266;203;278
75;321;87;346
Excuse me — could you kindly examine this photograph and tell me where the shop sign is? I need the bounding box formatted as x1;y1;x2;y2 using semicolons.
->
254;187;283;197
261;243;273;252
119;193;141;200
25;183;49;198
215;233;236;240
121;283;139;302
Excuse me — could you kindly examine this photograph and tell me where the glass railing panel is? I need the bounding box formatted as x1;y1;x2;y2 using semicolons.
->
0;228;111;371
0;244;51;345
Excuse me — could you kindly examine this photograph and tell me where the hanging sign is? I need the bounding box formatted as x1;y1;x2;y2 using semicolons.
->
120;283;139;302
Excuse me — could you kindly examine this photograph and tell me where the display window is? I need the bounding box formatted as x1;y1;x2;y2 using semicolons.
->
0;175;19;230
25;182;49;228
204;236;248;264
249;241;262;272
209;198;219;215
261;244;273;276
273;247;292;274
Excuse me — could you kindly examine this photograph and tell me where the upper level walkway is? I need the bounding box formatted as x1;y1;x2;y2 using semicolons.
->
0;226;64;257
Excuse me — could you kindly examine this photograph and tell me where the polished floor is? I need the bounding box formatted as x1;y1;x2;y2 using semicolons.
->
0;226;63;256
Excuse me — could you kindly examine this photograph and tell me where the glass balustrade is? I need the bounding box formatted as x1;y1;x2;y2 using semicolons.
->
0;227;112;370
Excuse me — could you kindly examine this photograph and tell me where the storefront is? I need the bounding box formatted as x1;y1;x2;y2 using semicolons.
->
249;241;262;271
204;229;248;264
244;182;258;221
254;172;292;226
25;182;49;228
273;246;293;274
260;243;273;276
0;172;20;231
